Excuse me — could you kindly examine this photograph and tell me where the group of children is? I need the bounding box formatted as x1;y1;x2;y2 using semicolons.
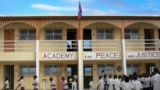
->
92;67;160;90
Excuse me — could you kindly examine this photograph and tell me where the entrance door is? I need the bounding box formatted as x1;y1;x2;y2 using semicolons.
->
67;65;78;89
83;29;92;51
67;29;77;51
144;29;155;50
4;65;14;89
84;65;93;89
4;29;14;52
146;63;155;74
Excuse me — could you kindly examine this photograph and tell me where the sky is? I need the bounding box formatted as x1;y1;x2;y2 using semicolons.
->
0;0;160;16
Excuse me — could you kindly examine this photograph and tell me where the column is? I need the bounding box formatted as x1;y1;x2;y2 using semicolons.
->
121;28;127;75
77;19;84;90
35;21;41;84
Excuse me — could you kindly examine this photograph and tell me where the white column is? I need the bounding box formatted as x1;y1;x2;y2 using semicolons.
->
122;39;127;75
36;40;40;82
78;40;84;90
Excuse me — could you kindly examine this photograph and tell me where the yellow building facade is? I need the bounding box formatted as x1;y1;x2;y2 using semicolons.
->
0;16;160;90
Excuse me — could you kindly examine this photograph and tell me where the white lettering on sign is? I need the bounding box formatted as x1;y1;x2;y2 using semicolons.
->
84;52;119;60
43;52;74;60
127;51;160;59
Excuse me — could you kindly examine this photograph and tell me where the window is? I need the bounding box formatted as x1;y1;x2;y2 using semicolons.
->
127;64;138;75
45;29;62;40
97;29;113;40
44;65;61;75
20;30;36;40
20;65;36;75
98;64;114;75
125;29;139;39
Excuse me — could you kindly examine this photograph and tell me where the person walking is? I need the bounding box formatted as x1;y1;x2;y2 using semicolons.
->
49;77;56;90
32;75;38;90
1;77;9;90
15;76;25;90
61;76;68;90
71;78;77;90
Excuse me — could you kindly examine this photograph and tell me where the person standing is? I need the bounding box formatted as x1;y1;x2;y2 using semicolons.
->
97;75;104;90
49;77;56;90
32;75;38;90
122;76;134;90
107;75;114;90
1;77;9;90
89;79;94;90
132;75;142;90
113;75;120;90
61;76;68;90
151;67;160;90
15;76;25;90
71;78;77;90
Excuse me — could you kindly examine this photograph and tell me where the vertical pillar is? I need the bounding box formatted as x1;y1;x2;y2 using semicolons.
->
78;40;83;90
121;28;127;75
77;19;84;90
35;21;41;88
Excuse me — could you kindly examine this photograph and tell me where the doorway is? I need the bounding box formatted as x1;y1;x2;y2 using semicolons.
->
144;29;155;50
84;65;93;89
146;63;155;74
4;29;14;52
4;65;14;89
67;29;77;51
83;29;92;51
67;64;78;89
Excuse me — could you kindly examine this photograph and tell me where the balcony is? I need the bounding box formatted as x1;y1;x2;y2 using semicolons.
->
0;40;36;61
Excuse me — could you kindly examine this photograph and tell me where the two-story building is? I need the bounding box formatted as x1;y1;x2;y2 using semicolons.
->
0;16;160;90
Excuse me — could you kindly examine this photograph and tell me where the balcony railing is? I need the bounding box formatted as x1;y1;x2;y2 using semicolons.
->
0;39;159;52
0;40;36;52
125;39;160;51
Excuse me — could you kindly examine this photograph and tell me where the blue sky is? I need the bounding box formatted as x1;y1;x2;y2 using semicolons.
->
0;0;160;16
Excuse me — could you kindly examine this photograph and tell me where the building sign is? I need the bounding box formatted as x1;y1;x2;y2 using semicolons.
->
84;52;119;60
43;52;75;60
127;51;160;59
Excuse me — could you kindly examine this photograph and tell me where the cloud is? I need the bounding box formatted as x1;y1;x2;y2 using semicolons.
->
31;4;77;11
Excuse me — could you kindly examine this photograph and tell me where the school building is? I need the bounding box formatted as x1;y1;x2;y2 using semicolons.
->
0;16;160;90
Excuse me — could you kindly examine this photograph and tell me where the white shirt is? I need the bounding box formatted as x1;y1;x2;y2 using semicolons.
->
113;78;120;90
33;78;38;89
133;80;142;90
5;80;9;89
19;79;24;88
63;80;68;89
50;80;56;90
107;78;114;90
97;78;104;90
72;81;77;90
151;73;160;90
144;77;151;88
122;82;134;90
89;81;94;90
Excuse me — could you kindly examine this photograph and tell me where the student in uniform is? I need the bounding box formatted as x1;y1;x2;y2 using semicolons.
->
113;75;120;90
32;75;38;90
144;74;151;90
61;76;68;90
89;79;94;90
1;77;9;90
49;77;56;90
15;76;25;90
132;75;142;90
71;78;77;90
107;74;114;90
97;75;104;90
122;76;134;90
151;67;160;90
